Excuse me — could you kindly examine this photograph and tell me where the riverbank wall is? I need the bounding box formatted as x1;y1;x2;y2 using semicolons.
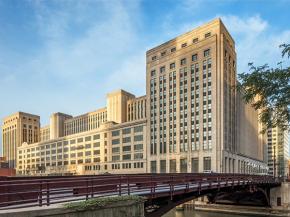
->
0;197;145;217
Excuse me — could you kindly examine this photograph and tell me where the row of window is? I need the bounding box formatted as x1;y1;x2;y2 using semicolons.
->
112;135;143;145
150;157;212;173
151;32;212;61
151;49;211;77
112;162;144;170
112;126;143;137
112;153;143;161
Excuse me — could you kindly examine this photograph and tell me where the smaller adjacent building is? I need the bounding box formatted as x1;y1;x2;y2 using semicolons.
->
1;112;40;168
267;126;289;178
16;90;147;176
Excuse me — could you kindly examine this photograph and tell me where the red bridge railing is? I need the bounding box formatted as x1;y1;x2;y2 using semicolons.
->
0;173;278;210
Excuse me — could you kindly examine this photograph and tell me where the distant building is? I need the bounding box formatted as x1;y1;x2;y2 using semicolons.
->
267;126;289;177
0;157;16;176
1;112;40;168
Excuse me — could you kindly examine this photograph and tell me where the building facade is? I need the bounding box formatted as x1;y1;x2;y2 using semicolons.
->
1;18;269;176
146;18;267;174
267;126;289;177
1;112;40;168
16;90;147;175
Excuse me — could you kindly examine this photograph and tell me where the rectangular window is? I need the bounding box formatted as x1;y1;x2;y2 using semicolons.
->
112;155;120;161
205;32;211;38
93;142;100;148
122;137;131;143
180;58;186;65
93;134;100;140
123;146;131;152
151;161;157;173
134;153;143;159
170;159;176;173
203;157;211;171
204;49;211;57
192;54;198;61
160;66;165;73
134;144;143;151
122;128;131;134
151;70;156;77
112;147;120;153
152;56;157;61
191;158;199;172
112;139;120;145
170;62;175;69
180;158;187;173
134;135;143;142
112;130;120;137
160;160;166;173
134;126;143;133
181;43;187;48
85;136;91;142
94;150;100;155
193;38;198;43
161;51;166;56
171;47;176;52
123;154;131;160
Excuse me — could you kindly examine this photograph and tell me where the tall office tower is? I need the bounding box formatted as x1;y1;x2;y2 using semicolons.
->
267;126;289;177
146;18;267;173
1;112;40;168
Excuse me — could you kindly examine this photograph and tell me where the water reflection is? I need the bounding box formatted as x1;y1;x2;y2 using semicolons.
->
162;209;271;217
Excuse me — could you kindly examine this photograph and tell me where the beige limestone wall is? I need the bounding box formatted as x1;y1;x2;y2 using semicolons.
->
237;92;264;161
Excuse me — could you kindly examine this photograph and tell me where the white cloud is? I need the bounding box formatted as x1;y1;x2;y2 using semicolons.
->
0;0;146;129
221;15;268;34
103;51;146;96
161;14;290;74
220;15;290;73
26;0;141;79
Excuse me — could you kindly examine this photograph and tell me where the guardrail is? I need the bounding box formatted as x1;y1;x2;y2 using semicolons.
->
0;173;277;210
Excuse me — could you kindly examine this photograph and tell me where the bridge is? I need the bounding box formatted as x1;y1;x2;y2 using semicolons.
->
0;174;280;217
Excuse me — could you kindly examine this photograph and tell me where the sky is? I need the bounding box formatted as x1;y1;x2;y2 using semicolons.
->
0;0;290;154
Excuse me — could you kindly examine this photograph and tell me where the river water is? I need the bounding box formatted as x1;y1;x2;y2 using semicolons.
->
162;209;274;217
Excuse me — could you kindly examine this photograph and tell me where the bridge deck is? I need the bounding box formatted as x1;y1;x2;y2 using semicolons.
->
0;173;278;212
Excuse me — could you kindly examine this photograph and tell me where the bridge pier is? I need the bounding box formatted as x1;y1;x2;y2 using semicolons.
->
270;182;290;209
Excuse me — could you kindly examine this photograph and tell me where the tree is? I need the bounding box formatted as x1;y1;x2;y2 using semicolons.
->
237;44;290;133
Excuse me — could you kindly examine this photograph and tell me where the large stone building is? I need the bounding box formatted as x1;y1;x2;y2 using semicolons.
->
1;112;40;168
267;126;289;177
15;90;147;175
146;18;267;174
1;18;268;175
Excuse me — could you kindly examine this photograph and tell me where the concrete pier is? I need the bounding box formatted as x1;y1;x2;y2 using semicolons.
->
270;182;290;209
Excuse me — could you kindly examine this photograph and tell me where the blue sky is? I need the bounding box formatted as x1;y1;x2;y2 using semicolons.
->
1;0;290;154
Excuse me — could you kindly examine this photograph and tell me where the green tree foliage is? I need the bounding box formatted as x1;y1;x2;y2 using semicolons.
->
237;44;290;133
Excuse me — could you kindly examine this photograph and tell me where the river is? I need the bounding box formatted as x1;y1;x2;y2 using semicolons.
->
162;209;276;217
